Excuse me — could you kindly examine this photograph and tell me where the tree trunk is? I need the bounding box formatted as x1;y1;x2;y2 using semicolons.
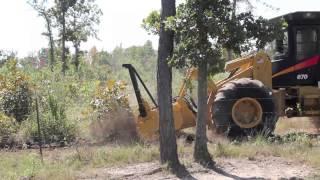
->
227;49;233;61
61;10;67;75
44;13;55;72
193;1;214;167
227;0;236;62
232;0;237;18
194;60;214;167
74;43;80;72
158;0;181;170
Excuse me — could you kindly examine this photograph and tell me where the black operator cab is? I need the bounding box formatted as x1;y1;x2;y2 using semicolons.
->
270;12;320;88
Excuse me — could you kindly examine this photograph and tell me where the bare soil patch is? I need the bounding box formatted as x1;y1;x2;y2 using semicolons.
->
77;156;316;180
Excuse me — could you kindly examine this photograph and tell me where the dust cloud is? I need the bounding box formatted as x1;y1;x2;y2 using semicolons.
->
89;107;138;143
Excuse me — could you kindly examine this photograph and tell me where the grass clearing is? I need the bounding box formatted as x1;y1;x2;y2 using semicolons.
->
0;134;319;179
0;143;159;179
208;135;320;168
68;143;159;168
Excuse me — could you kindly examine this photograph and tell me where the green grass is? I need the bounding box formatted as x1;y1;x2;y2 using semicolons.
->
0;135;319;179
0;151;75;180
68;143;159;168
0;143;159;179
0;152;42;180
208;135;320;168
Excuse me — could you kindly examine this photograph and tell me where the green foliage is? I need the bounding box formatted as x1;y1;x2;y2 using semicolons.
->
19;65;96;143
66;0;102;71
0;60;32;122
91;80;129;112
1;85;32;122
23;94;77;143
0;50;16;67
169;0;279;69
66;0;102;43
27;0;56;69
244;16;284;50
0;113;18;136
142;10;161;35
142;0;283;73
28;0;103;73
42;95;77;142
21;41;159;142
0;41;165;144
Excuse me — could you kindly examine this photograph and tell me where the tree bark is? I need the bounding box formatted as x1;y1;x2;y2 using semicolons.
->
193;60;214;166
232;0;237;18
61;10;67;75
158;0;180;169
74;43;80;72
44;13;55;72
227;49;233;61
193;1;214;167
227;0;236;62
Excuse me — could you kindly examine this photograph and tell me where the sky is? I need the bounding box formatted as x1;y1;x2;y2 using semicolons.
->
0;0;319;57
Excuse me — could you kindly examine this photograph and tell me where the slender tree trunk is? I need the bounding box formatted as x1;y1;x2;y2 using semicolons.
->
227;49;233;61
44;14;55;72
61;10;67;75
193;1;214;167
232;0;237;17
158;0;181;170
74;43;80;72
227;0;236;61
194;60;214;166
48;28;55;71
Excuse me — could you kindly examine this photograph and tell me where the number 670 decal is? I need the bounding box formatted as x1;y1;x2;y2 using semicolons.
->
297;74;309;80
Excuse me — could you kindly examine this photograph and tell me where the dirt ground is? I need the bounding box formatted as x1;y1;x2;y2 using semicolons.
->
74;117;319;180
77;156;315;180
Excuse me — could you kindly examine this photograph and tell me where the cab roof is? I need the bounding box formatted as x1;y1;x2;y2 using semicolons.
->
270;11;320;25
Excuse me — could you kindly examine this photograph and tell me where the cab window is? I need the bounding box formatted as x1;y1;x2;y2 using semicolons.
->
296;28;318;61
269;31;288;59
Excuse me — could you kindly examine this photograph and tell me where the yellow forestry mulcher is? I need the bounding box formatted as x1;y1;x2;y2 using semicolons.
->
123;12;320;140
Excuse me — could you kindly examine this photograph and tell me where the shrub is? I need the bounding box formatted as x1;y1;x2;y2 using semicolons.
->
0;60;32;122
91;80;129;111
23;95;77;144
0;83;32;122
0;113;18;136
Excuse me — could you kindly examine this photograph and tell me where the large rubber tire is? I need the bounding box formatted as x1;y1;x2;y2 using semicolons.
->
212;78;278;138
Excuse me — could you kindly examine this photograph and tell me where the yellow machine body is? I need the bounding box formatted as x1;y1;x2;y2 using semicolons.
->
133;51;273;140
136;99;197;140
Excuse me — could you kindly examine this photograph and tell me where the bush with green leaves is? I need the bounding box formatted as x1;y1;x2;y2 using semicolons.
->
0;60;32;122
23;95;77;144
0;113;18;137
91;80;129;112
